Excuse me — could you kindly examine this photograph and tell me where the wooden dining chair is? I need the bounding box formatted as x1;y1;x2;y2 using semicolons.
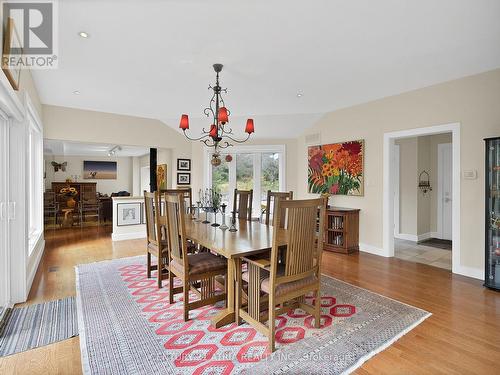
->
79;191;100;226
161;187;193;214
162;188;199;253
237;197;327;352
233;188;253;221
264;190;293;227
165;192;227;321
43;191;59;225
144;191;168;288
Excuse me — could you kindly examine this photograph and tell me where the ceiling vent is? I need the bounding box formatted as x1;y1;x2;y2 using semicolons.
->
305;133;321;146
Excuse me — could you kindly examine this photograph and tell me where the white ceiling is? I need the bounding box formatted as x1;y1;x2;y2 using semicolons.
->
44;139;150;157
33;0;500;138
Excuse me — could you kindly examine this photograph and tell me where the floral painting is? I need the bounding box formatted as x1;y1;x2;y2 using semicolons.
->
308;140;364;196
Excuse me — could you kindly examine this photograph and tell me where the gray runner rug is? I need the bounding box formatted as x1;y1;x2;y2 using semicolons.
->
0;297;78;357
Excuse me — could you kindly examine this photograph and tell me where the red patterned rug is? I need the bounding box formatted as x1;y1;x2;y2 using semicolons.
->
76;256;430;374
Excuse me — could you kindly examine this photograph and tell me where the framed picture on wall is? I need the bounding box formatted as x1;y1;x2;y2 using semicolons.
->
117;203;142;226
156;164;167;190
2;17;22;91
83;161;117;179
177;158;191;171
177;172;191;185
308;140;364;196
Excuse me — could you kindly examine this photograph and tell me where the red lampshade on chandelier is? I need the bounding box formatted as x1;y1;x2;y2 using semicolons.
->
179;64;255;156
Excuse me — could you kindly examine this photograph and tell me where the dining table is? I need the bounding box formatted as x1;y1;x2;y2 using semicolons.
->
182;213;288;328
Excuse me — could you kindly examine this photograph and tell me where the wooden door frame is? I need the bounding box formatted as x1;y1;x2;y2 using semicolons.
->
393;144;400;237
383;123;464;277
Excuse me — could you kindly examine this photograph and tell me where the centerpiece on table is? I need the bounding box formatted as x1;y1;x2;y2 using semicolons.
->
59;186;78;208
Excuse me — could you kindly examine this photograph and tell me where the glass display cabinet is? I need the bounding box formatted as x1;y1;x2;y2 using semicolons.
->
485;137;500;290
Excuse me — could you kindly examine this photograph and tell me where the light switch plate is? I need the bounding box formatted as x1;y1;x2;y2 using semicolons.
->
462;170;477;180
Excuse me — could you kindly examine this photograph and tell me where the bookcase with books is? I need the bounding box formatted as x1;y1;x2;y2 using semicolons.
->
323;207;360;254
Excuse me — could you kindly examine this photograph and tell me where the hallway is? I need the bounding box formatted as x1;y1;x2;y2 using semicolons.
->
394;238;452;270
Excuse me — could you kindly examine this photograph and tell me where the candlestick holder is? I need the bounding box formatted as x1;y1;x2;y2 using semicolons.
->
229;212;237;232
194;201;202;222
202;207;210;224
219;203;228;230
211;206;220;227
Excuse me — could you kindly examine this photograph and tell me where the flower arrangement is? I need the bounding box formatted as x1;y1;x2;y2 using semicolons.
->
59;186;78;198
308;140;364;196
59;186;78;208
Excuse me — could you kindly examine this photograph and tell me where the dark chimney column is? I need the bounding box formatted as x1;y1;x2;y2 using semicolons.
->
150;148;157;192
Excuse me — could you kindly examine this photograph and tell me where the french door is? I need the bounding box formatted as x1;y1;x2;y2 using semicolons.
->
0;113;9;307
207;145;285;217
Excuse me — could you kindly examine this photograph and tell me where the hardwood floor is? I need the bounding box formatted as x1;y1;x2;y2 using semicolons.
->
1;227;499;374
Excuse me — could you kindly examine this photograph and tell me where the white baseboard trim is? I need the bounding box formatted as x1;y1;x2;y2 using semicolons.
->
359;243;388;257
395;232;441;242
453;265;484;280
417;232;441;242
112;231;146;242
27;236;45;296
394;233;418;242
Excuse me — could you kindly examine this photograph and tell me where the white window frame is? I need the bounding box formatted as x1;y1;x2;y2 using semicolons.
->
204;144;286;215
26;98;43;254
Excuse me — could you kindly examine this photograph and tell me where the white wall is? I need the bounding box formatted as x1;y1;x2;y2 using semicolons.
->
44;155;134;195
298;68;500;276
396;138;418;236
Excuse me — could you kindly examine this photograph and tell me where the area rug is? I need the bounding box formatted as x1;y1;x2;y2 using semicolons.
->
76;256;430;374
0;297;78;357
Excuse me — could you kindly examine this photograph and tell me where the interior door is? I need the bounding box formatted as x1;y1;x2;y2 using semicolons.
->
439;143;453;240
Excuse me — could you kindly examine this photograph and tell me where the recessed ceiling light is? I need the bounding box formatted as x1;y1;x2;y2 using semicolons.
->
78;31;89;38
296;92;303;98
73;90;81;95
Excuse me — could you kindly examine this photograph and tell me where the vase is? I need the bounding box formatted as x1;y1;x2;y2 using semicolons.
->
66;197;76;208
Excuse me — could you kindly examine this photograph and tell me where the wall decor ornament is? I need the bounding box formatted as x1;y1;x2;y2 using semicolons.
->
418;170;432;194
51;161;67;172
308;140;364;196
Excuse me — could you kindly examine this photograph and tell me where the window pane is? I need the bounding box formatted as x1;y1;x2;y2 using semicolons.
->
236;154;253;190
212;157;229;206
261;152;280;210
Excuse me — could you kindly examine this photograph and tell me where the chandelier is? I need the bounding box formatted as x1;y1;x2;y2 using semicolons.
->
179;64;255;164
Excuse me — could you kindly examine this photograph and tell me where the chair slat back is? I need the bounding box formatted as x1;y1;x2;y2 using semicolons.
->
265;190;293;227
44;191;56;207
165;193;188;267
271;198;326;283
233;189;253;220
161;188;192;213
144;191;161;247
